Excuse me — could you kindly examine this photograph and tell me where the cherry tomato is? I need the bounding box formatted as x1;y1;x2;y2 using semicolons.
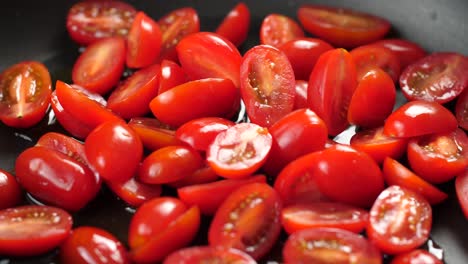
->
209;183;282;260
455;88;468;130
51;91;91;139
85;120;143;183
128;117;182;151
293;80;308;110
240;45;295;127
0;61;51;128
297;4;391;48
206;123;272;179
390;249;442;264
164;246;257;264
215;2;251;47
382;157;448;205
0;205;72;256
260;13;305;48
169;165;220;189
370;38;426;69
107;177;162;207
350;45;401;82
158;59;187;95
283;227;382;264
399;52;468;103
0;169;22;210
60;226;129;264
279;38;333;80
383;100;458;138
367;185;432;255
66;0;136;46
72;37;126;95
308;48;358;136
455;170;468;219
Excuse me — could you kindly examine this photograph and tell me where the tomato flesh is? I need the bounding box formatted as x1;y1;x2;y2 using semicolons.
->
164;246;257;264
260;13;305;48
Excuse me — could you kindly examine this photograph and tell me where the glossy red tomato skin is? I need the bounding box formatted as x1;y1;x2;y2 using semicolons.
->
293;80;308;110
400;52;468;103
383;100;458;138
455;88;468;130
367;185;432;255
0;61;51;128
72;37;126;95
215;2;251;47
158;59;187;95
390;249;442;264
164;246;257;264
139;145;204;184
297;5;390;48
0;170;22;210
126;12;162;69
350;45;401;82
128;117;182;151
107;177;162;207
370;38;426;69
209;183;282;260
240;45;296;127
51;91;92;139
407;128;468;184
85;120;143;183
348;68;396;128
169;165;220;189
279;38;333;80
0;205;72;257
308;48;358;136
455;170;468;219
66;0;136;46
107;63;160;119
283;227;382;264
150;78;240;127
260;14;305;48
263;108;327;177
60;226;130;264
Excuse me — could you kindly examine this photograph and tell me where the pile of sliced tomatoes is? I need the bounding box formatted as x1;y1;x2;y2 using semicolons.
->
0;1;467;263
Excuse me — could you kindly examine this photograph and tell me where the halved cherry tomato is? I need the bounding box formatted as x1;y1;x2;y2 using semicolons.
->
308;48;358;136
293;80;308;110
209;183;282;260
60;226;129;264
260;14;305;48
240;45;296;127
383;100;458;138
128;117;182;150
66;0;136;46
206;123;272;179
0;205;72;256
283;227;382;264
107;177;162;207
297;5;391;48
455;170;468;219
279;38;333;80
281;202;369;234
169;165;220;188
367;185;432;255
158;59;187;95
455;88;468;130
407;128;468;184
350;45;401;82
390;249;443;264
382;157;448;205
370;38;426;69
399;52;468;103
51;90;92;139
0;61;51;128
164;246;257;264
126;12;162;69
0;169;22;210
215;2;251;47
107;63;161;119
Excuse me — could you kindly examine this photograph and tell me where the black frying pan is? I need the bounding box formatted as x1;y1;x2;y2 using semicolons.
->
1;0;467;263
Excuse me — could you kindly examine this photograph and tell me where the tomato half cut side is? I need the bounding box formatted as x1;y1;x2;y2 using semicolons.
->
350;44;401;82
164;246;257;264
215;2;251;47
370;38;426;69
0;169;22;210
455;170;468;219
390;249;443;264
0;205;72;257
128;117;182;150
0;61;51;128
456;88;468;130
260;13;305;48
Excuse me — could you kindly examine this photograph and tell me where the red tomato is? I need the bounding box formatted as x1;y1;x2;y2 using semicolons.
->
0;205;72;256
283;227;382;264
382;157;448;205
263;108;327;177
455;170;468;219
279;38;333;80
206;123;272;179
0;169;22;210
297;5;390;48
66;0;136;46
178;174;266;215
51;91;92;139
455;88;468;130
348;68;396;128
370;38;426;69
164;246;257;264
72;37;126;95
367;185;432;255
209;183;282;260
390;249;443;264
314;144;385;208
177;32;242;88
107;177;162;207
215;2;251;47
85;120;143;183
260;14;305;48
60;226;129;264
240;45;296;127
158;7;200;62
281;202;369;234
350;45;401;82
399;52;468;103
107;63;161;119
308;48;358;136
383;100;458;138
293;80;308;110
169;165;220;188
158;59;187;95
150;78;240;127
0;61;51;128
128;117;182;150
126;12;162;68
129;197;200;263
139;145;204;184
407;128;468;184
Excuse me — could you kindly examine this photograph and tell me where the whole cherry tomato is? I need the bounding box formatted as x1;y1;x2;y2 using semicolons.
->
158;59;187;95
215;2;250;47
293;80;308;109
350;44;401;82
0;169;22;210
260;13;304;48
370;38;426;69
164;246;257;264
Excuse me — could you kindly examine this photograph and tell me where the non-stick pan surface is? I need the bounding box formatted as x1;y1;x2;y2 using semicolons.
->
1;0;467;263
